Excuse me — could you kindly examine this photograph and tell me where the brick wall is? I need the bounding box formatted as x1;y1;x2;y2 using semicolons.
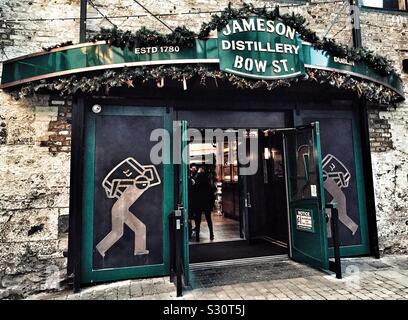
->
368;108;393;152
0;0;407;298
40;99;72;154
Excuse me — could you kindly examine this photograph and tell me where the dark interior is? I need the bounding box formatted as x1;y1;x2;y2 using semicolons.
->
189;239;287;263
240;130;288;245
187;124;289;263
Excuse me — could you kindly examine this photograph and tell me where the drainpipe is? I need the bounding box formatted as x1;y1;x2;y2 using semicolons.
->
349;0;362;48
80;0;88;43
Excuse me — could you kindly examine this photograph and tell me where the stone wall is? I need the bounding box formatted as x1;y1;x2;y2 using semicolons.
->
0;0;407;298
0;0;77;299
359;8;408;255
0;93;70;299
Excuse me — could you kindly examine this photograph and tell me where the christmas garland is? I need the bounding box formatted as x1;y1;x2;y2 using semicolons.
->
89;26;196;50
82;3;394;76
198;3;394;76
43;41;74;52
11;65;400;105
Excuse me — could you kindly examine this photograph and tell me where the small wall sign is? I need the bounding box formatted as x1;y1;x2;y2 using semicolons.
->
296;208;314;232
218;17;305;80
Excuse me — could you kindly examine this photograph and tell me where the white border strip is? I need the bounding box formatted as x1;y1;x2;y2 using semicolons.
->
190;254;288;271
225;68;302;79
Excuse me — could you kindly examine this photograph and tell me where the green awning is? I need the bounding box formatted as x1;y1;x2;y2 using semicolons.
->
0;38;404;102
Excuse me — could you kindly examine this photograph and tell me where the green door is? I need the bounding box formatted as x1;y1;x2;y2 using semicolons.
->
283;122;329;270
81;105;173;283
178;120;190;285
294;110;370;257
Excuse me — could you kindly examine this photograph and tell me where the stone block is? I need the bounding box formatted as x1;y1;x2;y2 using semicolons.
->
0;208;59;243
58;214;69;235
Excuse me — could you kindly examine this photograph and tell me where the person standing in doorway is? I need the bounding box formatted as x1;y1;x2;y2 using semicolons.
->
194;167;215;242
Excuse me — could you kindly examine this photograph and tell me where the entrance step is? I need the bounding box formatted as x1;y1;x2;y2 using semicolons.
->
190;254;288;271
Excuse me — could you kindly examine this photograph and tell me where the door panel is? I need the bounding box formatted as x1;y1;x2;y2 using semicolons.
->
82;105;172;283
238;130;265;241
284;123;329;270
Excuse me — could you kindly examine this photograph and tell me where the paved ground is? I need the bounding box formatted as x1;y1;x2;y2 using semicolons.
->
28;255;408;300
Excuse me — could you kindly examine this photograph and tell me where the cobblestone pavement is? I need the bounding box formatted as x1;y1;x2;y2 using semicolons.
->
28;255;408;300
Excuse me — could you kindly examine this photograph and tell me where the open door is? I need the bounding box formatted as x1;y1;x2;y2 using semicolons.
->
178;120;190;285
283;122;329;270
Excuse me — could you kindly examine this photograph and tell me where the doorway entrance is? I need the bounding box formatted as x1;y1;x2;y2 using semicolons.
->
187;128;290;264
181;121;330;278
78;102;336;287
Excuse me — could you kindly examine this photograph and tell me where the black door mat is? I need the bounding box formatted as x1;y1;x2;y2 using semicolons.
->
189;239;287;263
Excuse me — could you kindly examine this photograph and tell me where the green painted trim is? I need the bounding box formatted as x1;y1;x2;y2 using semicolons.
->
81;111;96;283
1;39;218;84
163;109;173;277
81;105;173;284
181;120;190;285
343;109;370;257
294;110;370;257
313;122;329;270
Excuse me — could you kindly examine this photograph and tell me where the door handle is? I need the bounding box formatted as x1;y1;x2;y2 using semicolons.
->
246;192;252;208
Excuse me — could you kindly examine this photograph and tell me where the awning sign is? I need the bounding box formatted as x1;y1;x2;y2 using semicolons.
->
218;17;305;80
296;209;314;232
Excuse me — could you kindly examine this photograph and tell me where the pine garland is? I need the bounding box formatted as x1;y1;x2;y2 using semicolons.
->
43;41;74;52
198;3;394;76
88;26;196;50
42;3;395;76
10;65;400;105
